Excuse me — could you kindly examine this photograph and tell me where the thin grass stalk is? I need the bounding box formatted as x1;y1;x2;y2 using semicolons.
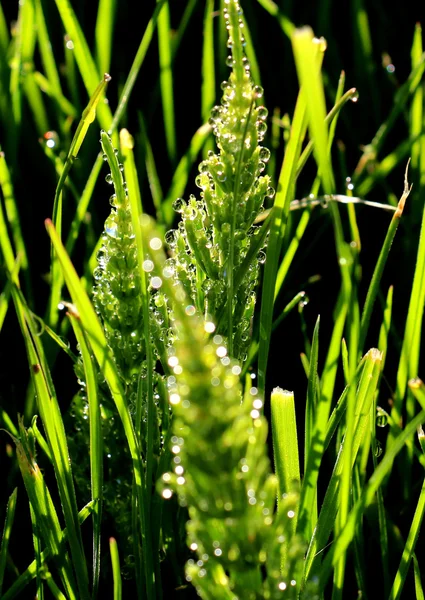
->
358;164;411;355
0;488;18;597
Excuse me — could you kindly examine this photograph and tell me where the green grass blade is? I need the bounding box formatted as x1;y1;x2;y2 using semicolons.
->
271;388;300;566
388;476;425;599
304;349;382;579
2;502;94;600
318;408;425;592
45;220;155;599
53;0;113;128
12;417;78;598
109;538;122;600
292;30;335;195
305;316;320;474
68;313;102;597
11;287;90;598
358;167;411;355
257;88;307;393
157;0;176;164
413;554;425;600
202;0;215;124
0;488;18;597
35;0;64;103
29;504;45;600
95;0;117;75
0;149;29;278
49;73;111;327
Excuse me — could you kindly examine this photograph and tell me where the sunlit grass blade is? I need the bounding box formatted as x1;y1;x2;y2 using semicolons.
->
11;287;90;598
358;164;411;355
45;220;156;599
271;388;300;566
292;30;334;195
29;504;45;600
157;0;176;164
0;149;29;281
95;0;116;75
63;0;166;258
318;408;425;592
53;0;113;129
35;0;64;107
391;185;425;439
2;502;94;600
202;0;215;124
67;311;102;597
388;472;425;598
413;554;425;600
305;316;320;474
0;488;18;597
257;88;307;394
11;417;78;598
109;538;122;600
33;72;76;119
304;349;382;579
49;73;111;327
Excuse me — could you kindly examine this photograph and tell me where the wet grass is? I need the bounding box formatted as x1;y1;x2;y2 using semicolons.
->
0;0;425;598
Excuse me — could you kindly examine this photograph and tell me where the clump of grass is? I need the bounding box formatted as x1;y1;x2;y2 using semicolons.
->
1;0;425;599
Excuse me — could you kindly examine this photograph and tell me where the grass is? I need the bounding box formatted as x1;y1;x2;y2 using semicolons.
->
0;0;425;598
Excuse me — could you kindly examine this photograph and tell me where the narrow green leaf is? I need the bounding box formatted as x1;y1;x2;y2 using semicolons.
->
109;538;122;600
0;488;18;597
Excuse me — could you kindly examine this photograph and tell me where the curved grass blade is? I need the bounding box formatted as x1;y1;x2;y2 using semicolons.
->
0;488;18;597
358;163;411;355
11;417;78;598
11;288;90;599
49;73;111;327
2;502;94;600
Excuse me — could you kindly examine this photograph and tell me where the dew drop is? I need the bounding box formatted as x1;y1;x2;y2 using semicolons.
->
172;198;186;213
105;173;113;185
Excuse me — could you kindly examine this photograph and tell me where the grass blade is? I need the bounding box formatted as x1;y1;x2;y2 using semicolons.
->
109;538;122;600
0;488;18;597
95;0;117;75
67;312;103;597
157;0;176;164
